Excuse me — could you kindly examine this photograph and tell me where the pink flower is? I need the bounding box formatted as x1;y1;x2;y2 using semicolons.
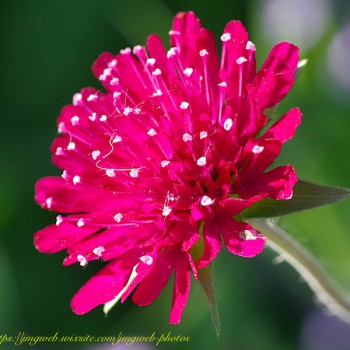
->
34;12;302;324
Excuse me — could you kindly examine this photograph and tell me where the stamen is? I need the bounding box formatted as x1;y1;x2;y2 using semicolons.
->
180;101;189;110
45;198;53;209
93;246;105;257
106;169;116;177
67;142;76;151
71;116;80;126
56;215;63;226
201;196;214;206
77;218;85;227
91;150;101;160
197;156;207;166
147;129;157;136
220;33;231;42
114;213;123;223
224;118;233;131
239;229;257;240
183;133;193;142
77;254;87;266
252;145;264;154
162;206;172;216
72;175;81;185
200;131;208;139
129;169;140;178
139;255;153;265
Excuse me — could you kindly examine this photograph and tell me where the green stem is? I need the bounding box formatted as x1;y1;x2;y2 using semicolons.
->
247;218;350;322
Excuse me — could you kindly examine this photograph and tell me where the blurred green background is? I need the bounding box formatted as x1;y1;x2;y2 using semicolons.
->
1;0;350;349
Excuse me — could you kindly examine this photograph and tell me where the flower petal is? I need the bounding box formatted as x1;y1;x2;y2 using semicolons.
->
170;256;191;324
71;251;140;314
221;222;266;258
261;107;302;143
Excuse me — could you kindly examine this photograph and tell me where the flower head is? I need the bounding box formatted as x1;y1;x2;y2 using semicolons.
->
34;11;301;323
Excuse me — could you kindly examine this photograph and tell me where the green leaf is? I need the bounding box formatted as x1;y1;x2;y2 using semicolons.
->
241;180;350;218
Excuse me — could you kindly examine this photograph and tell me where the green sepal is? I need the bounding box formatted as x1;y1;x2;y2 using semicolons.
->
198;265;221;338
241;180;350;218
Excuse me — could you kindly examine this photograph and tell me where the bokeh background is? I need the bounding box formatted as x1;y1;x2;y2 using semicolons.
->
1;0;350;349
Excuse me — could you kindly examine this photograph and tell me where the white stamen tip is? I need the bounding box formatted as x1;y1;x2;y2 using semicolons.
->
183;67;193;77
140;255;153;265
61;170;68;180
236;56;248;65
71;115;80;126
297;59;308;68
246;41;256;51
120;47;131;54
114;213;123;223
91;150;101;160
87;94;97;102
112;135;122;143
224;118;233;131
55;147;64;156
108;59;117;68
88;113;97;121
161;160;170;168
77;254;87;267
162;206;172;217
147;129;157;136
67;142;76;151
72;175;81;185
73;93;83;105
152;68;162;76
201;195;214;206
218;81;227;88
58;122;65;133
180;101;189;110
113;92;121;99
133;45;142;54
129;169;140;178
56;215;63;226
199;49;209;57
197;156;207;166
103;68;112;76
110;78;119;86
106;169;116;177
252;145;264;154
123;107;133;116
152;89;162;97
182;133;193;142
167;47;179;58
99;115;107;122
200;131;208;139
220;33;232;42
146;58;156;66
77;218;85;227
93;246;105;257
45;197;53;209
239;229;257;241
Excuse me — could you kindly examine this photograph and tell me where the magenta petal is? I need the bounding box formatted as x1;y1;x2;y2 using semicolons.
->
170;256;191;324
221;222;266;258
195;220;222;269
262;107;302;143
261;42;299;74
34;222;97;253
71;252;139;315
239;165;298;200
132;250;175;306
